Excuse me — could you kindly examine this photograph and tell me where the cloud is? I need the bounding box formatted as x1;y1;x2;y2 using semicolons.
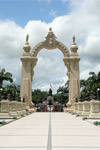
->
0;0;100;93
79;33;100;62
32;49;67;93
38;0;51;3
49;10;57;17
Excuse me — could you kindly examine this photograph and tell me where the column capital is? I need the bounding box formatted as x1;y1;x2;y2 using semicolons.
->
70;35;79;57
20;56;38;63
70;56;80;62
63;57;70;67
23;34;31;56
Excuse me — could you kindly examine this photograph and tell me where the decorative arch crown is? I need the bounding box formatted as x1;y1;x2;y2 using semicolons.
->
31;28;70;57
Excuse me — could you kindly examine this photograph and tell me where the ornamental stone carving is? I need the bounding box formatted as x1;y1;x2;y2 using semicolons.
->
20;28;80;108
31;28;69;57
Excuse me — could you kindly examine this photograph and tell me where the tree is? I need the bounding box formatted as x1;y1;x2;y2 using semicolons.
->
32;89;48;104
54;81;69;104
80;71;100;101
0;68;13;88
0;84;20;101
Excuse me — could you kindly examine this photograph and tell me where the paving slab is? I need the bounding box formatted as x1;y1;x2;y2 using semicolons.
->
0;112;100;150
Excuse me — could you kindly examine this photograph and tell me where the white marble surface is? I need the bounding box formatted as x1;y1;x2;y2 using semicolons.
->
0;112;100;150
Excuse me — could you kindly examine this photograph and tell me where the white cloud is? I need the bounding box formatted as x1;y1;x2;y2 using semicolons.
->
0;0;100;93
49;10;57;17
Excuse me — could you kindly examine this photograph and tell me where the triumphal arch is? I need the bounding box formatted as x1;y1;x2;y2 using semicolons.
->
20;28;80;107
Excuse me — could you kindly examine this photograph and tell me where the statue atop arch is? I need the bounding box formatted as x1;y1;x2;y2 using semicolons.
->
26;34;29;43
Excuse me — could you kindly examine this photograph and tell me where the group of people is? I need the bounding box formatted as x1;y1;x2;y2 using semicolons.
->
45;105;55;112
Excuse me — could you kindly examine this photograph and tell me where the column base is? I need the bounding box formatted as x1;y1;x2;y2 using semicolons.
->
0;113;9;117
77;111;83;115
9;111;18;116
89;113;100;118
82;112;90;116
22;110;26;114
73;110;78;114
29;108;36;113
17;111;23;115
64;108;73;113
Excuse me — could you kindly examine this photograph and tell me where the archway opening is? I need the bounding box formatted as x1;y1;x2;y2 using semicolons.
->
32;48;69;107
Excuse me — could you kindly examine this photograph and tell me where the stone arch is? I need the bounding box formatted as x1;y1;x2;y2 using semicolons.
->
20;28;80;108
31;28;69;57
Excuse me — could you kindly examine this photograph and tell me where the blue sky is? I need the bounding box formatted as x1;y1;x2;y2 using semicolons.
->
0;0;100;92
0;0;70;27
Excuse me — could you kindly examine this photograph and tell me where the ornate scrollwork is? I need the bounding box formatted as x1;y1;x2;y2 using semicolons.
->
43;27;57;49
31;28;70;57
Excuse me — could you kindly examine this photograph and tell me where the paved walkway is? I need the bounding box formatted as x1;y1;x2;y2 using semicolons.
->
0;112;100;150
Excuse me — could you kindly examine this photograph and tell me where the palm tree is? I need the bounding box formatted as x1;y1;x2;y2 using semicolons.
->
3;84;20;101
0;68;13;88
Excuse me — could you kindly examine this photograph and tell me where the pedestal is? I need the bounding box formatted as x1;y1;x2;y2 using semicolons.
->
64;106;73;113
0;100;10;117
9;101;18;116
73;103;78;114
77;102;83;114
89;100;100;118
82;101;90;116
22;103;26;114
17;102;23;115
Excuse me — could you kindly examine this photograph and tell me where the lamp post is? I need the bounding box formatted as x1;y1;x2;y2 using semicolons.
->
97;88;100;100
23;98;25;103
3;92;7;100
18;96;21;102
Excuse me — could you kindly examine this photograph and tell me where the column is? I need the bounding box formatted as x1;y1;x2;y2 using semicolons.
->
69;35;80;105
20;34;38;107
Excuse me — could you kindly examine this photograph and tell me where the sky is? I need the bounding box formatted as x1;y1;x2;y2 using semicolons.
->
0;0;100;93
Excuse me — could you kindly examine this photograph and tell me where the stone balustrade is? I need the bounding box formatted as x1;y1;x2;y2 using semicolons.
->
71;100;100;118
0;100;29;117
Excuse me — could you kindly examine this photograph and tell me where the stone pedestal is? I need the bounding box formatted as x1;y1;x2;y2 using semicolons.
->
64;106;74;113
9;101;18;116
89;100;100;118
22;103;26;114
77;102;83;114
82;101;90;116
0;100;9;117
73;103;78;113
29;108;36;113
17;102;23;115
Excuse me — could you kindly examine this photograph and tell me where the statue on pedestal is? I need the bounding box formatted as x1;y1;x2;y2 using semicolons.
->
49;88;52;96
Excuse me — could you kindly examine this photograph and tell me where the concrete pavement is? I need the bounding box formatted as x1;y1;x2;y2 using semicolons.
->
0;112;100;150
